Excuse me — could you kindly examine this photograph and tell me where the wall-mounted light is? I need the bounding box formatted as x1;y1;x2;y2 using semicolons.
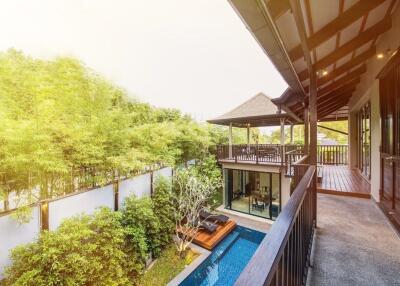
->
377;48;393;59
317;70;328;77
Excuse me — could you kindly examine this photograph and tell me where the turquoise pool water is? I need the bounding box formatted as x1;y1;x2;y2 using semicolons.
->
179;226;266;286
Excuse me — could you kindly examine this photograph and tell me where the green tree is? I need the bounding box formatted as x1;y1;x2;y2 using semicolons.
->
0;50;219;210
120;196;161;257
152;176;175;248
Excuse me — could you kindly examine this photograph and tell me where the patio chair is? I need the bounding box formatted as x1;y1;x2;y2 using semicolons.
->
200;209;229;224
252;198;265;211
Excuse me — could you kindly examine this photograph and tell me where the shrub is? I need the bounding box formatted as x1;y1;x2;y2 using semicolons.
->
121;196;161;258
152;175;175;249
195;156;222;208
5;208;131;286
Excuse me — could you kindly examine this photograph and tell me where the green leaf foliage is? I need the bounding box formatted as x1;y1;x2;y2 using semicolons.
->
5;208;131;286
120;196;162;258
0;50;225;208
152;175;175;248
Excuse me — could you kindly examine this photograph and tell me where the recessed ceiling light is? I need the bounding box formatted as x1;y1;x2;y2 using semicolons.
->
322;70;328;76
377;53;384;59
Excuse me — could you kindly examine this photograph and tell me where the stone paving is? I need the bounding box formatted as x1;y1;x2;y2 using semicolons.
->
307;194;400;286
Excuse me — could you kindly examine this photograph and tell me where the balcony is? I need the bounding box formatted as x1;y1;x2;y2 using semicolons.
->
234;165;400;286
216;144;348;166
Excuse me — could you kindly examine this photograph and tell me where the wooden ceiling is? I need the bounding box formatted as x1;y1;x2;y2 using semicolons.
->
246;0;398;121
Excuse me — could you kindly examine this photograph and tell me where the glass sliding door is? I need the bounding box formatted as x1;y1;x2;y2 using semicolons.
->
249;172;270;218
271;173;281;220
224;169;281;220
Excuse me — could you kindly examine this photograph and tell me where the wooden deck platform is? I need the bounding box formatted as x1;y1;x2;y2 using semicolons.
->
317;165;371;199
192;220;237;250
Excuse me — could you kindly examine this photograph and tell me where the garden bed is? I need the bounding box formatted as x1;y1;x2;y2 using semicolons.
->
140;245;199;286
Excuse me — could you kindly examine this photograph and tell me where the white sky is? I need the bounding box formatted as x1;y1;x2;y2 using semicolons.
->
0;0;288;121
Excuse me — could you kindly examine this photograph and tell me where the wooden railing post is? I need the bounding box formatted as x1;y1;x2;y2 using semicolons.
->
234;145;237;163
113;179;119;211
256;142;259;164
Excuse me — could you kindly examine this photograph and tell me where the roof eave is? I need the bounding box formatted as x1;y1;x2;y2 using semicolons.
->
228;0;306;98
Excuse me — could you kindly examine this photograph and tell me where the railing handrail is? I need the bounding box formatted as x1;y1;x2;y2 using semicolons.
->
293;154;309;165
284;149;302;155
234;165;316;286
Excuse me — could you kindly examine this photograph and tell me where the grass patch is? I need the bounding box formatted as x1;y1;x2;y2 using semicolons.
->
140;244;199;286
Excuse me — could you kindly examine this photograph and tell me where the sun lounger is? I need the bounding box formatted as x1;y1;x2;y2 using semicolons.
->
200;209;229;224
200;220;218;233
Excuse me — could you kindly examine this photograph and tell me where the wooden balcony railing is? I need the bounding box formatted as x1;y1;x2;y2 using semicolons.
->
317;145;348;165
285;151;306;177
234;165;317;286
216;144;348;166
216;144;305;165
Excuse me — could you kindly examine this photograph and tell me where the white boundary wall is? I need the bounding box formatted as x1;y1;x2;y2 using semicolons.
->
118;173;151;206
48;185;114;231
0;205;40;279
0;166;173;278
153;167;173;180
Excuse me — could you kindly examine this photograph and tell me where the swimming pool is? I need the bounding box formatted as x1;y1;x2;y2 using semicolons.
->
179;226;266;286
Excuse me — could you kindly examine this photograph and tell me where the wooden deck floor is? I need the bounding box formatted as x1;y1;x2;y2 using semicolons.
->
317;165;371;199
192;220;237;250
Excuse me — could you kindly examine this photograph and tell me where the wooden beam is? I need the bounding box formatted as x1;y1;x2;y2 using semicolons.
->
304;105;309;151
289;0;387;61
289;0;313;71
317;47;376;86
290;102;305;113
304;0;317;62
318;96;351;116
280;103;303;122
318;101;349;119
298;17;391;81
289;0;317;164
267;0;290;20
318;124;348;135
316;65;366;95
318;90;356;110
318;92;354;112
333;0;345;71
318;88;356;107
319;105;348;120
318;78;359;102
318;84;358;105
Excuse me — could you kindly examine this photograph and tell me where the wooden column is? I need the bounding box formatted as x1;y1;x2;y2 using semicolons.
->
280;118;285;145
304;105;309;153
229;122;233;159
290;124;294;144
309;72;318;165
247;124;250;146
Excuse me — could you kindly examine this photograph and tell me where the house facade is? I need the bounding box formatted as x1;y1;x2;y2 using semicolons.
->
209;93;296;220
217;0;400;285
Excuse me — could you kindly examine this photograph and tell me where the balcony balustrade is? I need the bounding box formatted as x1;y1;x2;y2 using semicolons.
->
216;144;348;168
